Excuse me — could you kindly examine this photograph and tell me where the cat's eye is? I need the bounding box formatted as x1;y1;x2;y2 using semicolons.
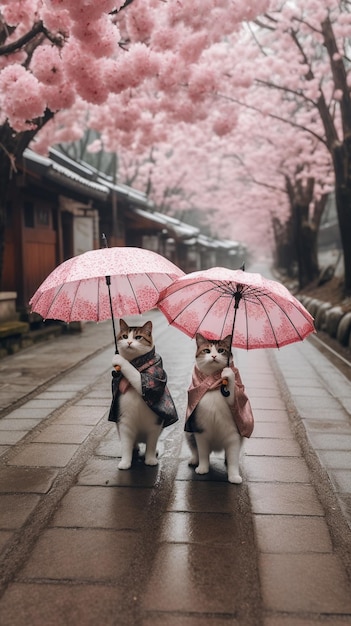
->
135;335;143;340
203;348;211;353
122;334;128;339
217;348;225;353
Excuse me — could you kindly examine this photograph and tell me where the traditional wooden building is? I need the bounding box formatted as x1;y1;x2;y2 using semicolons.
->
3;148;247;318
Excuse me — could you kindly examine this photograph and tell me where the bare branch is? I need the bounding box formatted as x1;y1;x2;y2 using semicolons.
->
215;91;327;145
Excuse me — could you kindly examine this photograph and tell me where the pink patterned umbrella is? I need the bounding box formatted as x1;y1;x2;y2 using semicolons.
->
157;267;315;352
29;245;184;351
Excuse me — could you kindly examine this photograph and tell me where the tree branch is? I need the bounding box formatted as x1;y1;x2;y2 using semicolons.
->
0;20;64;56
215;91;327;146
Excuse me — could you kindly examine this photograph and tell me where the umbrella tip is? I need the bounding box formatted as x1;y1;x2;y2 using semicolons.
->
102;233;108;248
240;262;245;271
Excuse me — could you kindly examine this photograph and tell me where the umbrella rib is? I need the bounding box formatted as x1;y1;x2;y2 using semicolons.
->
126;275;141;314
235;285;311;346
241;294;250;351
221;296;237;340
145;272;160;292
263;293;307;341
67;280;83;321
44;280;80;321
97;278;101;321
40;284;65;319
254;294;281;348
194;297;227;336
161;283;228;325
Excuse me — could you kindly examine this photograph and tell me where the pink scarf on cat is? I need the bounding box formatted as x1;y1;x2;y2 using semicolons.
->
186;364;254;438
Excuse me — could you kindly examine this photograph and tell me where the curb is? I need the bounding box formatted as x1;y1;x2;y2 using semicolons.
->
298;295;351;348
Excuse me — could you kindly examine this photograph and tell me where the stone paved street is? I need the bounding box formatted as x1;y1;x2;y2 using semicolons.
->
0;309;350;625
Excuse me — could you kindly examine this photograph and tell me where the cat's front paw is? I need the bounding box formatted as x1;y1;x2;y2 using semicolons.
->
144;458;159;467
112;354;126;370
188;455;199;467
228;472;242;484
118;459;132;470
221;367;234;381
195;465;209;475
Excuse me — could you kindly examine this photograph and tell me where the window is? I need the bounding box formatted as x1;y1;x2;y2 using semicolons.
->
24;202;35;228
24;202;51;229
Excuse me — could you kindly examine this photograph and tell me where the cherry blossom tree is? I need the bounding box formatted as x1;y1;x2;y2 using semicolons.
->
0;0;269;286
35;0;342;289
236;0;351;293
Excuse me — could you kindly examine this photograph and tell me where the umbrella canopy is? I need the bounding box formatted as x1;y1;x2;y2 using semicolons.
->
157;267;315;351
30;246;184;325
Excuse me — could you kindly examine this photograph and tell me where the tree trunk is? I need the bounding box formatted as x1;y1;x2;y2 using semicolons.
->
292;202;320;290
271;215;296;276
332;138;351;295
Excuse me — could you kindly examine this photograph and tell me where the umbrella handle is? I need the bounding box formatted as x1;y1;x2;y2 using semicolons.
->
221;378;230;397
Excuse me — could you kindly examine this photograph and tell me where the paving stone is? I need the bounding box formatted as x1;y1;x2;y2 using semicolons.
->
299;407;349;421
0;582;124;626
251;409;290;422
77;458;159;488
0;467;58;493
249;483;324;516
0;531;13;553
244;387;281;398
318;450;351;470
0;494;40;528
253;515;333;552
0;419;43;431
167;481;242;513
78;398;110;407
305;420;351;434
244;438;301;457
54;405;107;424
22;398;65;409
20;528;138;581
3;408;51;419
260;553;351;613
307;433;351;450
250;422;294;438
264;617;350;626
250;397;286;410
31;424;93;444
143;614;240;626
294;395;342;409
8;443;79;467
143;544;246;614
160;511;244;544
243;456;310;482
0;431;28;445
330;470;351;493
50;485;152;529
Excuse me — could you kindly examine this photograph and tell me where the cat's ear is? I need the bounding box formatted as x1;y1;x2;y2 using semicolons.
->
222;335;232;350
142;320;153;336
196;333;208;347
119;319;128;333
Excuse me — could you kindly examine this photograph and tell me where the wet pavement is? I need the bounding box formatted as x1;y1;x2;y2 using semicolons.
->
0;309;350;625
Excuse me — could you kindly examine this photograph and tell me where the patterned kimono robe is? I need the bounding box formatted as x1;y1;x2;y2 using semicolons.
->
185;364;254;438
108;347;178;428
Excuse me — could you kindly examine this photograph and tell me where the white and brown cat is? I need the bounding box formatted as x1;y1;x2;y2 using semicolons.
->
185;333;254;484
108;319;178;470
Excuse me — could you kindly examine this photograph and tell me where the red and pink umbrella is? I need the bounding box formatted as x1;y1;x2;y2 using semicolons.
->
29;244;184;352
157;266;315;352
